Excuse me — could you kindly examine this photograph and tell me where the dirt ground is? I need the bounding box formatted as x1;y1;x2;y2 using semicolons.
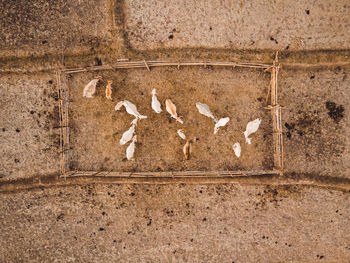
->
68;67;272;172
1;0;350;262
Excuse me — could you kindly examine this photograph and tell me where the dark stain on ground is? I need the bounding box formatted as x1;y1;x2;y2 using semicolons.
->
114;0;133;53
56;213;65;221
147;219;152;226
69;161;79;171
284;114;316;139
284;122;295;139
291;111;322;138
50;105;60;127
286;107;346;162
325;101;344;123
94;57;102;66
255;185;301;209
269;36;278;44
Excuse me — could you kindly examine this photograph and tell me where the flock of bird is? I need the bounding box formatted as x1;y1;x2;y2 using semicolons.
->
83;77;261;161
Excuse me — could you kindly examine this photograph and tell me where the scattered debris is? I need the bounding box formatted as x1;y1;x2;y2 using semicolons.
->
177;129;186;140
105;80;113;100
151;89;162;113
117;58;130;62
120;121;136;145
244;118;261;144
126;135;137;160
195;102;229;134
83;77;100;98
166;99;183;124
115;100;147;120
233;142;241;158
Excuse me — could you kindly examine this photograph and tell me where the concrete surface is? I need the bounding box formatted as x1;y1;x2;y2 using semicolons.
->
1;184;350;262
281;66;350;178
1;0;350;262
0;0;116;58
0;73;60;181
125;0;350;50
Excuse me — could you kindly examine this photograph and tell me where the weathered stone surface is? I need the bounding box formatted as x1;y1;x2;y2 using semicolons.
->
124;0;350;50
280;66;350;178
0;0;115;57
0;73;60;181
0;184;349;262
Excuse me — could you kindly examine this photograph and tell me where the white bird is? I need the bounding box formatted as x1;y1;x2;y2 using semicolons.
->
165;99;183;124
214;117;230;134
196;102;229;134
115;100;147;120
177;129;186;140
115;101;124;111
233;142;241;158
120;124;136;145
244;118;261;144
126;135;137;160
83;78;99;98
196;102;217;122
131;118;138;126
151;89;162;113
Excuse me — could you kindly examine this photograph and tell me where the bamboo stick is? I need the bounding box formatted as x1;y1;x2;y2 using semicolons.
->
268;52;284;174
59;73;70;176
62;170;278;178
62;60;272;74
56;71;65;175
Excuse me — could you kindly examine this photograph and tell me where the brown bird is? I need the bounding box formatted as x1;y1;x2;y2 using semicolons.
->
165;99;183;124
183;137;198;160
105;80;113;100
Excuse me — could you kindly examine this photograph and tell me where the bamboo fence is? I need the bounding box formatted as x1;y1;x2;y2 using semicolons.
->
266;53;284;172
56;56;284;181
